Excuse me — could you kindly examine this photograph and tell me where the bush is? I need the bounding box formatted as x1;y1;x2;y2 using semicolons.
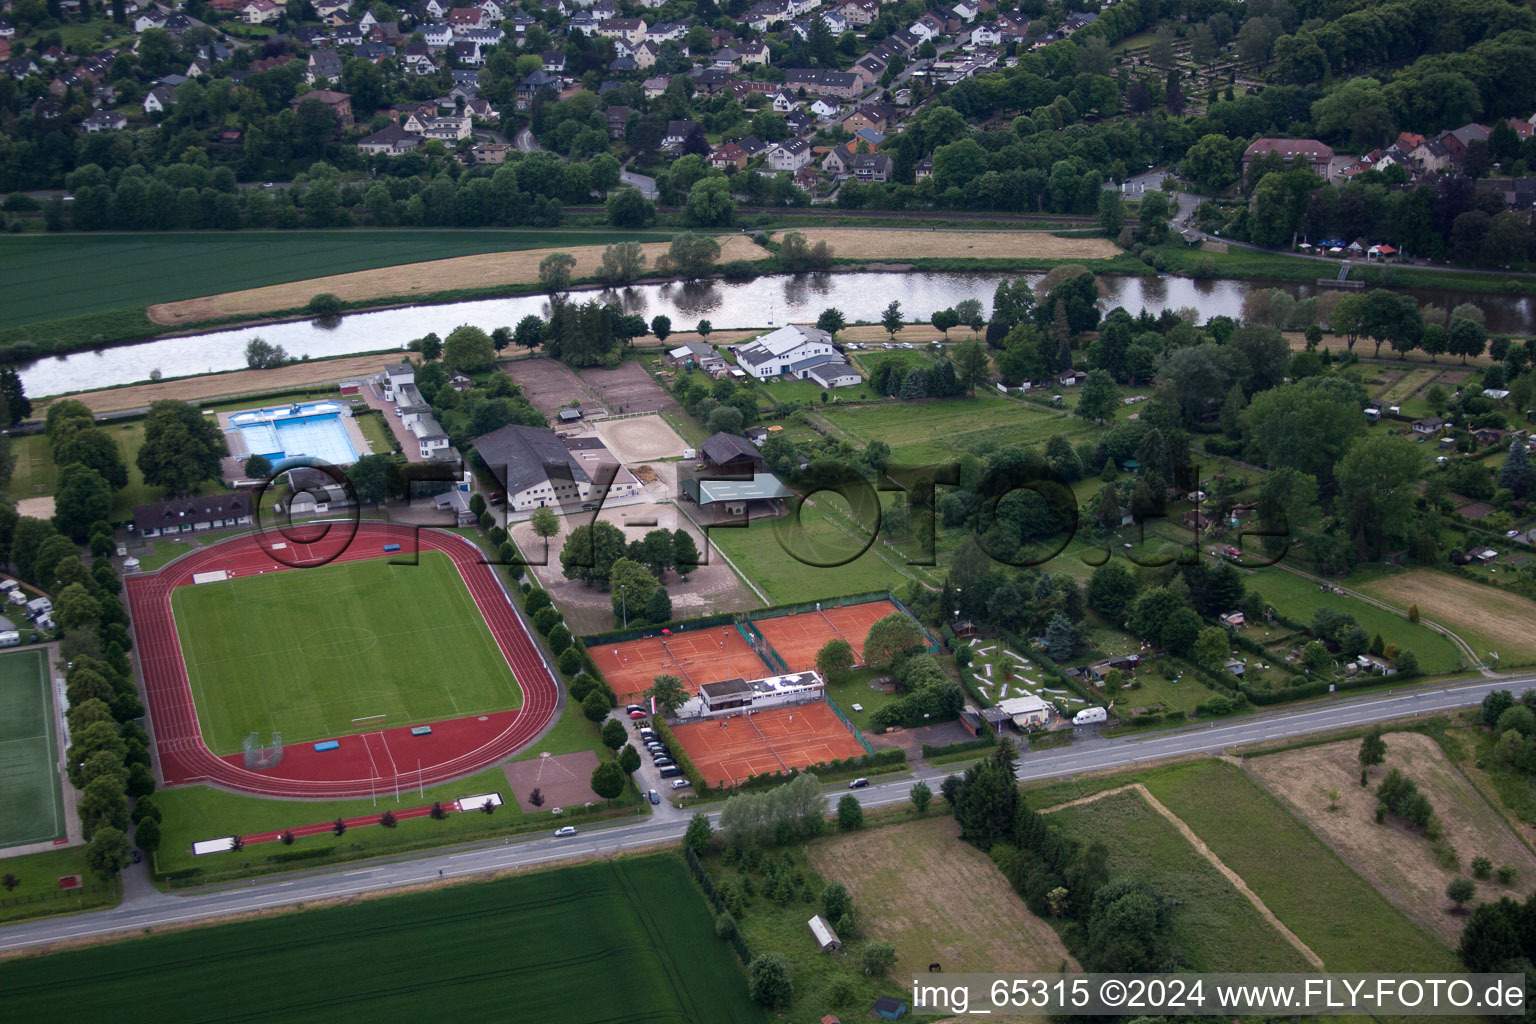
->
533;606;562;634
1498;864;1517;885
306;292;343;317
557;646;584;676
1473;856;1493;879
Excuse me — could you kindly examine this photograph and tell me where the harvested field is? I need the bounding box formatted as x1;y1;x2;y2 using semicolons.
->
578;359;674;416
502;358;600;419
785;228;1120;261
501;750;599;812
807;816;1077;985
146;236;769;325
1248;732;1536;944
589;414;687;463
1357;570;1536;664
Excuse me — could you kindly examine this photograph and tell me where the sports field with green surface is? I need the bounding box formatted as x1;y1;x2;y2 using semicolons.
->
173;551;521;754
0;649;65;849
0;230;672;328
0;855;766;1024
817;390;1086;462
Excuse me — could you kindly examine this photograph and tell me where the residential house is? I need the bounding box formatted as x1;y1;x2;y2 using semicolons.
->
784;68;861;99
667;340;726;372
642;74;669;97
358;124;423;155
1061;10;1097;33
467;141;510;163
664;118;702;148
599;16;646;43
633;40;659;68
821;143;853;175
785;109;816;135
80;109;127;132
969;22;1002;45
307;49;344;84
424;114;471;141
143;85;175;114
840;0;878;24
541;49;566;73
810;97;839;118
647;20;686;41
851;152;892;182
770;90;797;112
852;126;883;150
422;22;455;47
738;41;770;65
516;69;558;108
402;42;437;74
452;40;482;65
852;53;886;85
243;0;281;20
1412;417;1446;435
711;141;749;170
768;136;813;171
604;104;632;137
1242;138;1334;180
292;89;353;124
914;156;933;180
447;6;487;27
736;135;768;160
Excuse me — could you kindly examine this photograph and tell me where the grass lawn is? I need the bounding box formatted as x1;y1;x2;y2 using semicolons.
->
0;847;119;924
133;539;194;572
824;666;904;734
0;855;764;1024
1030;760;1458;971
1245;568;1463;674
1046;787;1313;972
1355;568;1536;667
0;649;64;849
172;550;522;754
1114;665;1208;715
0;230;673;329
354;409;399;455
818;390;1076;462
709;495;927;602
2;434;59;504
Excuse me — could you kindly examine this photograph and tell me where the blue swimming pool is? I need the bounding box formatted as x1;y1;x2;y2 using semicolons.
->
229;402;358;466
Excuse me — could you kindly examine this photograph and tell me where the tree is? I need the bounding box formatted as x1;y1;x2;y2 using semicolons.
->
747;954;793;1008
1302;641;1333;673
610;557;659;625
1359;727;1387;772
1193;627;1230;671
513;315;545;353
1449;316;1487;364
816;638;855;680
618;743;642;775
137;401;227;496
650;315;672;342
837;794;864;831
607;189;656;228
1498;440;1535;500
672;529;700;578
600;717;627;751
860;941;897;977
85;826;131;884
582;688;611;722
822;880;851;921
932;307;961;338
1076;369;1118;423
559;521;627;586
864;612;925;666
599;240;647;284
54;583;102;634
380;810;398;828
443;325;497;374
590;759;627;801
244;337;289;369
685;177;735;227
306;293;343;317
909;780;932;814
243;454;272;479
529;506;560;541
53;465;115;540
881;300;903;339
1335;434;1422;558
1088;561;1138;620
953;339;991;395
1447;877;1476;910
51;428;128;491
817;307;847;338
669;233;722;278
539;251;577;295
644;673;689;714
684;811;714;852
1097;188;1125;237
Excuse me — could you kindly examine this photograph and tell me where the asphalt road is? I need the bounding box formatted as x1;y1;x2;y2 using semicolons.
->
2;672;1529;955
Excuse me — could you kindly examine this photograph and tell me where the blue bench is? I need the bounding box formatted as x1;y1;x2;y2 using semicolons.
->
410;725;432;737
383;543;401;552
313;740;340;752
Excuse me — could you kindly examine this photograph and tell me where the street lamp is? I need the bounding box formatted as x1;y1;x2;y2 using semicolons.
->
618;583;627;629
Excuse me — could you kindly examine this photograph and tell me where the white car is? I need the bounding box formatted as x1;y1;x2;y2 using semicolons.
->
671;778;691;789
1435;456;1449;463
554;826;577;837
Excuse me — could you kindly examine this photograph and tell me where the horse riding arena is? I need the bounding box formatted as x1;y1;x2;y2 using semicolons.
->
753;598;903;672
670;702;867;788
125;523;559;799
589;625;765;705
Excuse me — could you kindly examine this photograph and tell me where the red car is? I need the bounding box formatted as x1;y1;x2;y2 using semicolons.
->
628;710;648;720
1223;545;1242;558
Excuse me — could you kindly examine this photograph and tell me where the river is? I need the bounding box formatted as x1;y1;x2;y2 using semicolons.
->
18;271;1536;397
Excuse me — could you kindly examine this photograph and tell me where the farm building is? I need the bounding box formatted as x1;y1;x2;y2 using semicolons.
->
700;431;765;475
873;995;909;1020
680;472;794;520
473;425;641;512
808;914;842;952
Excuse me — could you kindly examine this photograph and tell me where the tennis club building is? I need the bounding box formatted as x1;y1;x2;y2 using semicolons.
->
694;670;826;717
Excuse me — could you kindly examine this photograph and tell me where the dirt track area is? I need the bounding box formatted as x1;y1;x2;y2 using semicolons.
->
786;227;1120;261
578;360;674;416
1042;783;1324;969
1357;570;1536;663
807;816;1077;986
501;750;599;812
146;235;770;325
1248;733;1536;944
507;496;758;634
589;415;687;463
503;358;600;420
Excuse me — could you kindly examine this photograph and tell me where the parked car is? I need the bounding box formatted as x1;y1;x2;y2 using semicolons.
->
625;704;645;714
654;757;674;768
554;826;577;837
628;710;647;720
647;789;660;805
848;778;869;789
671;778;692;789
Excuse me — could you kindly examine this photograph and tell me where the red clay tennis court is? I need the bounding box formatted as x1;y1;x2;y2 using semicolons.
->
589;627;766;704
753;599;903;672
671;702;868;788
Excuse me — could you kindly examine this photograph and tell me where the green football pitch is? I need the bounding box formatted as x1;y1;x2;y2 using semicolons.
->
0;648;65;849
0;856;766;1024
173;552;522;755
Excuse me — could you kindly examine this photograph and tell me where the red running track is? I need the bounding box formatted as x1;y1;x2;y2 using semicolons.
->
124;523;560;799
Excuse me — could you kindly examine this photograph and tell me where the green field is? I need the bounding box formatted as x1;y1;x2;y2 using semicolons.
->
708;495;931;602
1032;760;1457;972
0;648;64;849
817;390;1083;462
0;847;118;924
0;230;672;329
0;856;765;1024
172;551;522;754
1243;569;1463;674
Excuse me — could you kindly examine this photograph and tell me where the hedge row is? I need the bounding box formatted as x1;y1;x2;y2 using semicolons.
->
650;714;709;794
921;734;997;759
684;846;753;965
